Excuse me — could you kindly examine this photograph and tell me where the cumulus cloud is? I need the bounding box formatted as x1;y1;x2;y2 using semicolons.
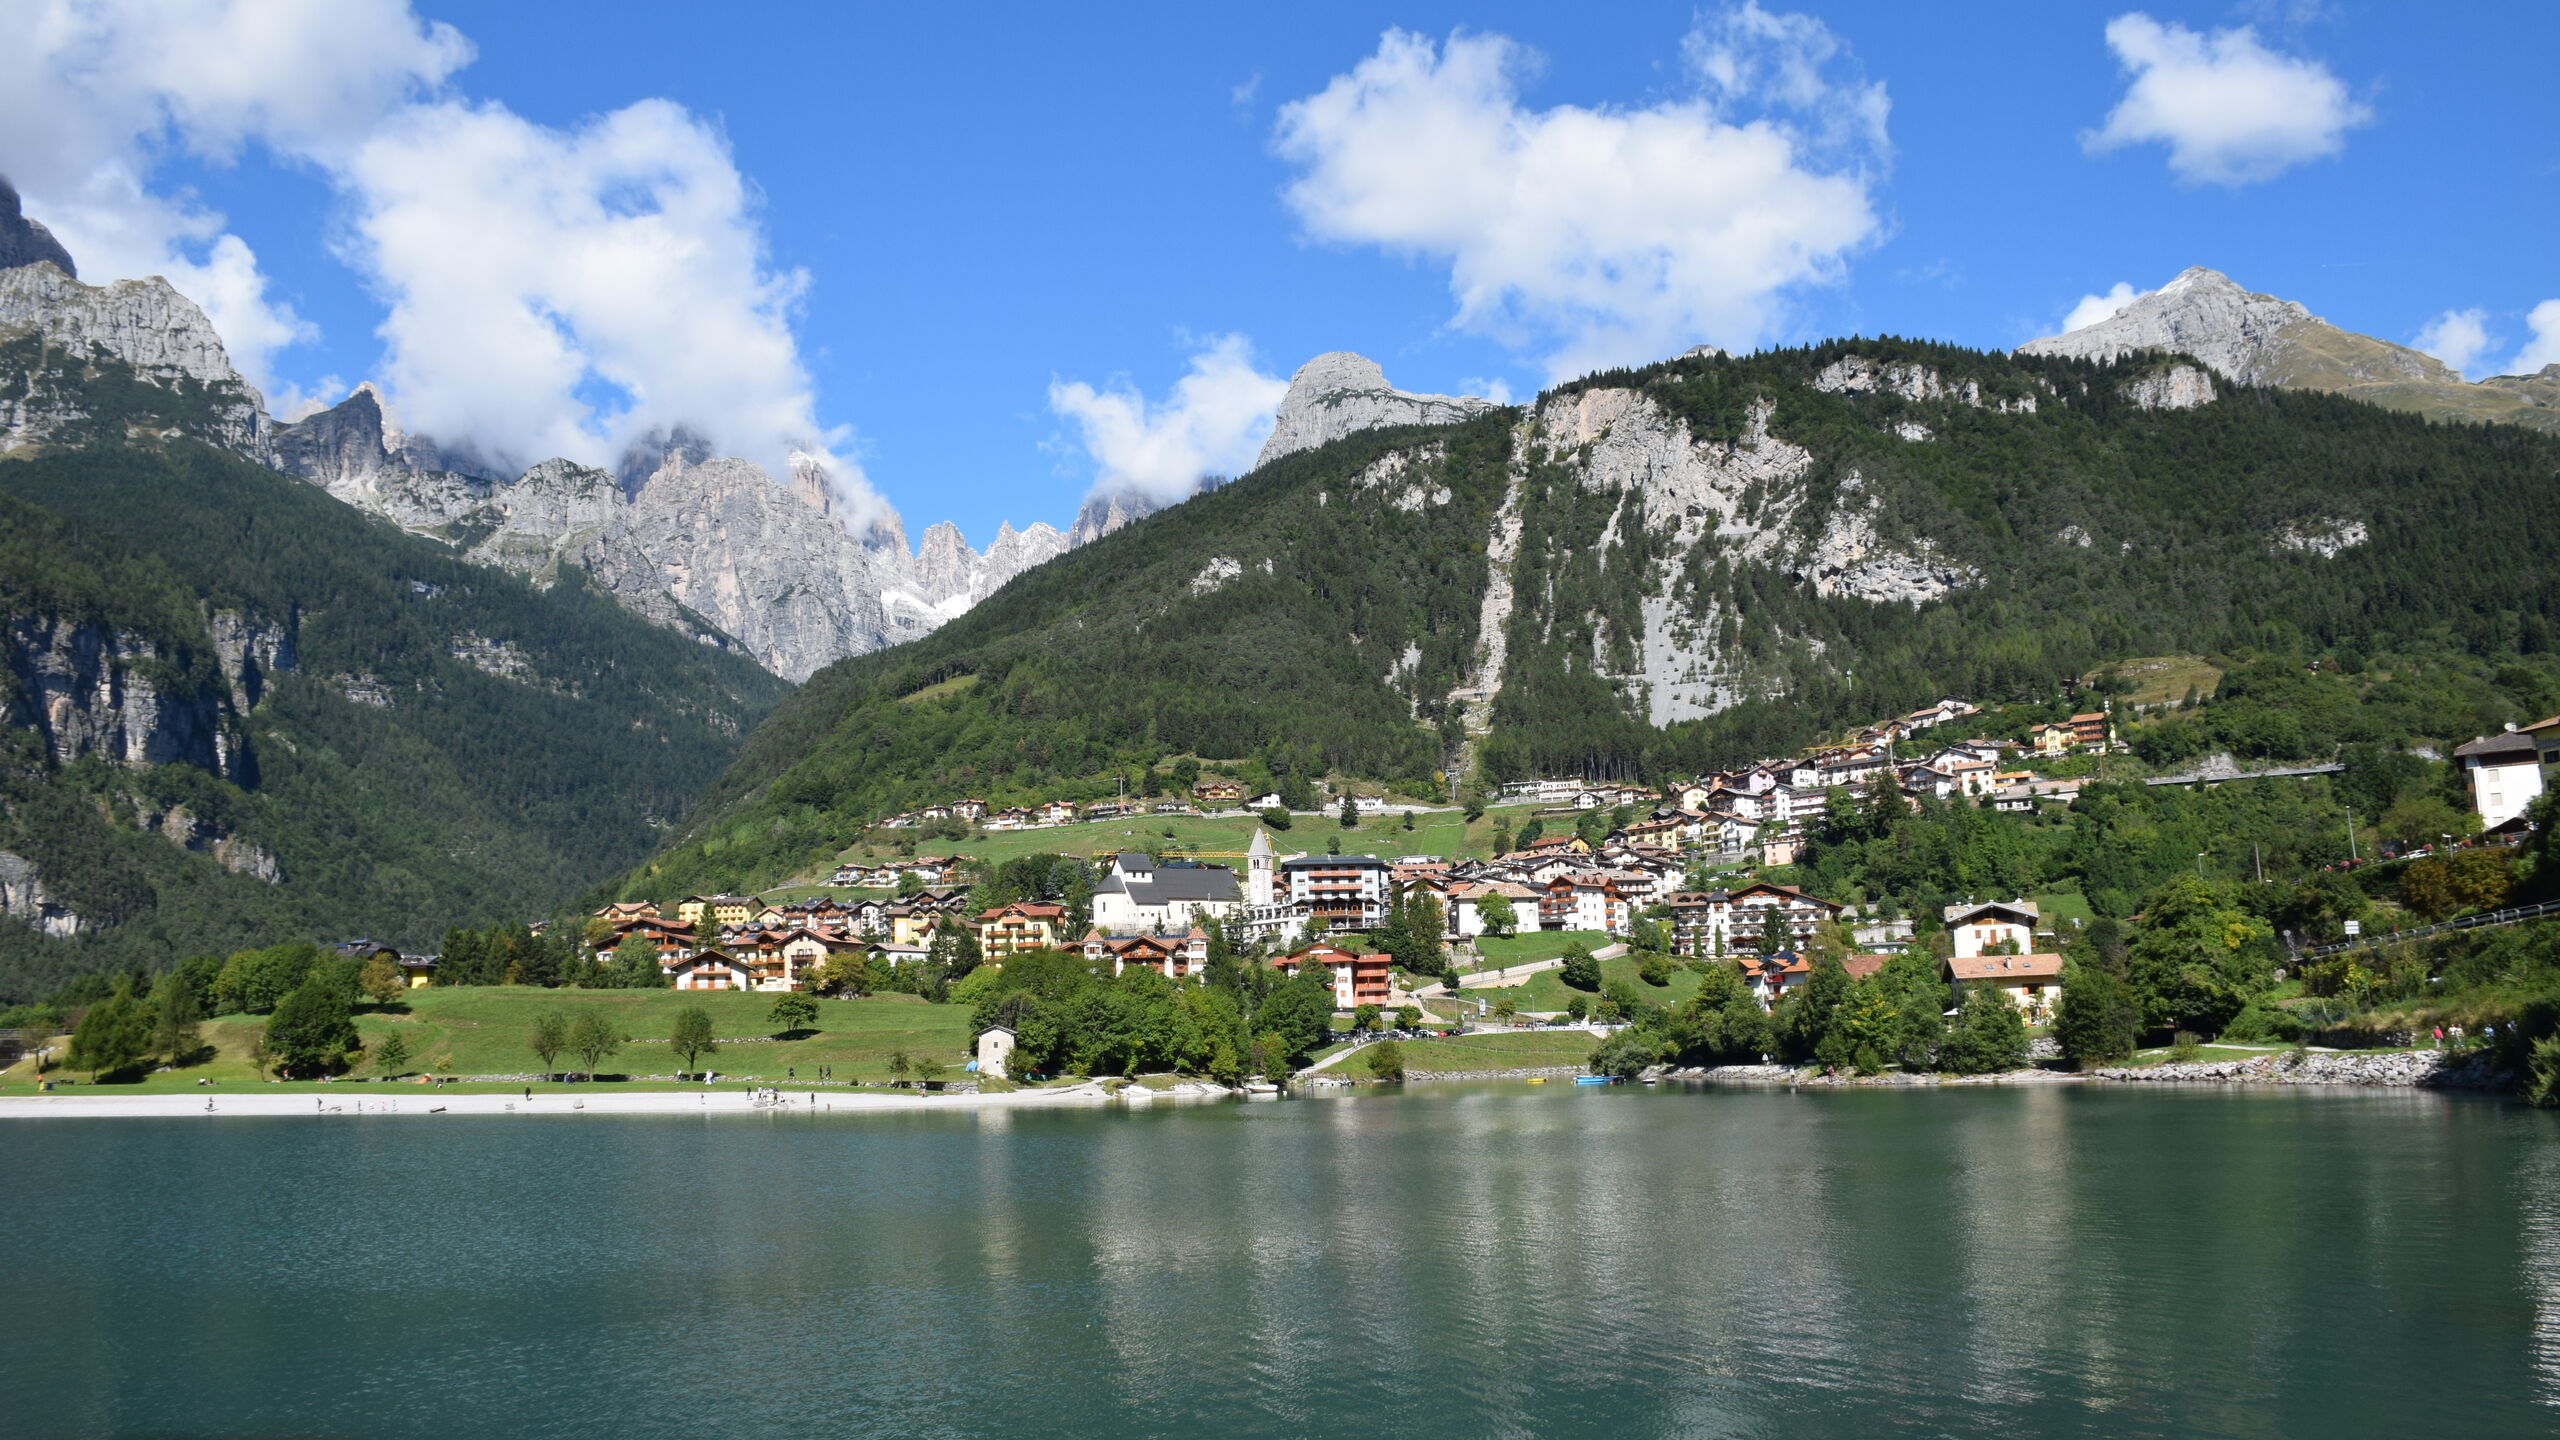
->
2412;308;2495;379
0;0;875;520
0;0;469;398
1274;9;1887;381
338;98;863;511
2060;281;2146;334
2511;301;2560;377
1048;335;1288;505
2085;14;2371;186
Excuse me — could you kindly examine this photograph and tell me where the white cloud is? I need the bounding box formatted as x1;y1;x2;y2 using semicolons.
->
2086;14;2371;186
1274;10;1887;381
1048;335;1288;505
0;0;468;399
2412;308;2495;379
337;98;868;515
0;0;878;521
2512;301;2560;377
1458;376;1518;406
2061;281;2146;334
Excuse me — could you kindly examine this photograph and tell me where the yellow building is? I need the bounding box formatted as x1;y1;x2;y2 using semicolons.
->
974;901;1068;957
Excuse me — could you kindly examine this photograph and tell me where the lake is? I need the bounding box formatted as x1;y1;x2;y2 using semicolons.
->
8;1083;2559;1437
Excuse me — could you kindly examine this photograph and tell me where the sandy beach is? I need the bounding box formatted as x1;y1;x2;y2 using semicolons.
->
0;1080;1200;1121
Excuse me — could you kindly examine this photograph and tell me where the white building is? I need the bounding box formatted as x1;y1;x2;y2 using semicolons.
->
1089;851;1243;933
2455;729;2545;830
976;1026;1016;1079
1944;900;2039;958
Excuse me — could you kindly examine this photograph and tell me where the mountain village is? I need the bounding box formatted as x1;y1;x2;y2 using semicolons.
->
505;693;2107;1068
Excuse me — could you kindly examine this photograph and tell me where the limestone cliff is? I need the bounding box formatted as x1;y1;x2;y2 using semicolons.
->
0;262;271;456
270;387;1075;681
1255;352;1498;469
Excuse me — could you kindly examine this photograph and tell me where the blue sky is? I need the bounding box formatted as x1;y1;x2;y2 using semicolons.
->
4;2;2553;544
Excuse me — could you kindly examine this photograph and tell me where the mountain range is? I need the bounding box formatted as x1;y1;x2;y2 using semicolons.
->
7;155;2560;986
635;322;2560;899
0;179;1193;681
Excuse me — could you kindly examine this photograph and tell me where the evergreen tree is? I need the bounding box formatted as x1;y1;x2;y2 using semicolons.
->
1779;954;1853;1065
371;1031;412;1078
67;981;152;1078
150;967;202;1064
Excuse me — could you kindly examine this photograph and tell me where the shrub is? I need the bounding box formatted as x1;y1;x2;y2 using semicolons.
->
2170;1030;2203;1064
2525;1036;2560;1109
1364;1039;1405;1081
1558;946;1603;992
1588;1031;1656;1079
1637;955;1673;987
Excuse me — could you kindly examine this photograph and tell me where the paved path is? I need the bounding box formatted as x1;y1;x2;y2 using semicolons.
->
0;1080;1124;1121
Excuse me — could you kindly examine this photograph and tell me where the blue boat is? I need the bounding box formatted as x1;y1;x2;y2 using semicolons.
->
1573;1075;1610;1086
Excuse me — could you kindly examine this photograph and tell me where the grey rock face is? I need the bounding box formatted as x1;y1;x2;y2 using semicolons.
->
273;387;1079;681
0;179;76;278
1254;352;1499;470
3;615;245;779
0;262;270;455
0;850;78;935
2122;363;2219;410
1067;489;1160;547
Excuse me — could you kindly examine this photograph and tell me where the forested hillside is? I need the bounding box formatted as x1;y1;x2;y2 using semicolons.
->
636;338;2560;900
0;435;786;1001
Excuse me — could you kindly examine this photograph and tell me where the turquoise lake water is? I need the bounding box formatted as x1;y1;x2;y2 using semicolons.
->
7;1083;2560;1437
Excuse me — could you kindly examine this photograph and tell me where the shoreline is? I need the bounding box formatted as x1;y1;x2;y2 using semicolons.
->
0;1051;2517;1119
1676;1049;2511;1091
0;1080;1148;1121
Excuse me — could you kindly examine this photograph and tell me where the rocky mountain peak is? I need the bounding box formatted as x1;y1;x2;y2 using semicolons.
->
1254;351;1501;470
0;178;76;279
1067;488;1161;547
2019;266;2454;391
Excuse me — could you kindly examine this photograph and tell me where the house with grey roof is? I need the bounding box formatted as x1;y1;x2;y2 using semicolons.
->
1090;851;1244;933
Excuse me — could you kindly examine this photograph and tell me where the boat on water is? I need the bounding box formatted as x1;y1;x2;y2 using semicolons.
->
1243;1082;1281;1098
1525;1077;1547;1085
1573;1075;1610;1086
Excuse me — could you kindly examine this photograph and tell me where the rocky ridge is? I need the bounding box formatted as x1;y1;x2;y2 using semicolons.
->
0;215;1077;682
2021;266;2560;433
1255;352;1499;469
269;388;1074;682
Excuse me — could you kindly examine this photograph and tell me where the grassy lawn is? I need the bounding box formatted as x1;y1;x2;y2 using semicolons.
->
1468;955;1699;1015
1392;1030;1598;1074
3;986;975;1091
1464;930;1613;971
2029;891;2096;931
815;801;1560;878
2086;654;2224;708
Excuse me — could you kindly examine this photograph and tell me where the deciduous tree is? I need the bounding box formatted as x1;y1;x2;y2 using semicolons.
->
670;1007;716;1078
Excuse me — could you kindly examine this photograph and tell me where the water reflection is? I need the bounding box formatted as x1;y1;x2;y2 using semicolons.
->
4;1088;2556;1438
